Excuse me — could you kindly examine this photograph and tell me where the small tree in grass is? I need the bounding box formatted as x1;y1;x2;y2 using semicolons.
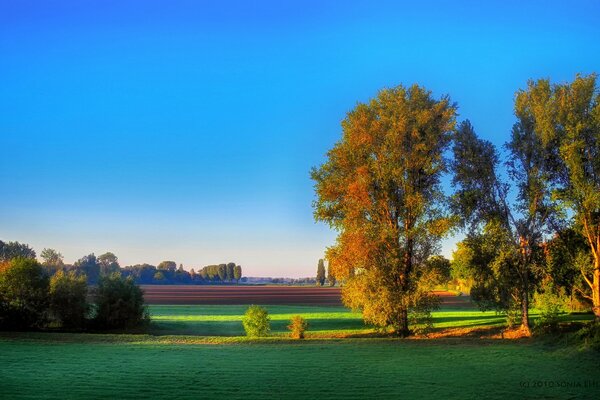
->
242;305;270;337
316;259;326;286
288;315;308;339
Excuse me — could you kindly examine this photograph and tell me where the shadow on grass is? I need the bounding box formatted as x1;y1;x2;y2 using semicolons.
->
150;317;369;336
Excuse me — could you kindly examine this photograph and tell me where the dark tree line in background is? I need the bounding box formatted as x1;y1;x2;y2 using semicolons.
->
0;240;243;286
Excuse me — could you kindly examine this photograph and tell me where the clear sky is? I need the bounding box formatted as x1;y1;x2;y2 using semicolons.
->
1;1;599;277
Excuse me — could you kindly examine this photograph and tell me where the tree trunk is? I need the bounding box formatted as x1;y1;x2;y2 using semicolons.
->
398;306;410;338
593;258;600;319
520;269;531;335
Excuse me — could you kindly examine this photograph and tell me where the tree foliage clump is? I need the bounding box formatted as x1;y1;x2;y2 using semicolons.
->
49;270;88;330
312;84;455;336
0;241;36;262
92;273;148;330
242;305;270;337
0;258;49;330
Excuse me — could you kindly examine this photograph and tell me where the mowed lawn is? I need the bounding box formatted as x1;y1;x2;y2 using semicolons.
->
147;303;593;337
1;337;598;400
1;302;598;399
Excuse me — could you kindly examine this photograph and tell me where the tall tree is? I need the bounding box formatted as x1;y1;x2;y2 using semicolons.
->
316;259;326;286
233;265;242;282
74;254;101;285
98;252;120;276
0;240;36;262
518;74;600;318
157;261;176;272
40;248;64;268
226;262;236;281
452;118;555;333
312;84;456;336
217;264;227;281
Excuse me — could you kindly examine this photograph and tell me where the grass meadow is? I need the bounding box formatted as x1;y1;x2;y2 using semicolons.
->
1;301;598;399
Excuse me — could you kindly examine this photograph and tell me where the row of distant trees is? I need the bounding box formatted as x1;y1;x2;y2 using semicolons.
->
0;240;242;285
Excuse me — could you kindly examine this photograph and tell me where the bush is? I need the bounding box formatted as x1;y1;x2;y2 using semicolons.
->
0;258;49;330
533;283;568;333
288;315;308;339
574;321;600;350
49;270;89;330
242;305;270;337
93;273;148;330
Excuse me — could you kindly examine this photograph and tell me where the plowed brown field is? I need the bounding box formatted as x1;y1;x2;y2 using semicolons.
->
141;285;471;307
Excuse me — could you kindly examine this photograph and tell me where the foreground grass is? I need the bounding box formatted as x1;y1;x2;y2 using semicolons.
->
1;335;598;400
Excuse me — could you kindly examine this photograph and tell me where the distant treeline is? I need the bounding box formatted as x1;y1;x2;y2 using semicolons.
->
0;240;242;285
125;261;243;284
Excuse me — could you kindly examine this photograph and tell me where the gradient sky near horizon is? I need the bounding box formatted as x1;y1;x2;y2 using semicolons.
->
1;1;599;277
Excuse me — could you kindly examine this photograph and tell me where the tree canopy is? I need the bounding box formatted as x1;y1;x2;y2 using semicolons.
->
312;84;456;336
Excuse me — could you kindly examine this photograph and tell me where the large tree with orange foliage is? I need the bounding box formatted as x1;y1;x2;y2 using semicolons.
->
311;84;456;336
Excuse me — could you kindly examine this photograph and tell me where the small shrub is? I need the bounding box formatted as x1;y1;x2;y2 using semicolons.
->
288;315;308;339
574;321;600;350
242;305;270;337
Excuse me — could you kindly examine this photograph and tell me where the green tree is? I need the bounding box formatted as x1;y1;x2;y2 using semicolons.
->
452;118;555;333
544;229;591;303
518;74;600;318
242;305;270;337
424;255;451;286
93;273;148;330
217;264;227;281
0;240;36;262
40;248;64;269
0;258;49;330
226;262;235;281
74;254;101;284
316;259;326;286
49;270;88;330
98;252;120;276
157;261;176;272
233;265;242;282
451;226;518;313
312;84;456;336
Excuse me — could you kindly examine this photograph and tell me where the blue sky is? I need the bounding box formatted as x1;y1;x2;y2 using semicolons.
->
1;1;599;277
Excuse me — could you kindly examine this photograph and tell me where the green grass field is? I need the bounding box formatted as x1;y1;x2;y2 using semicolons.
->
147;304;593;337
1;304;598;399
1;336;598;399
